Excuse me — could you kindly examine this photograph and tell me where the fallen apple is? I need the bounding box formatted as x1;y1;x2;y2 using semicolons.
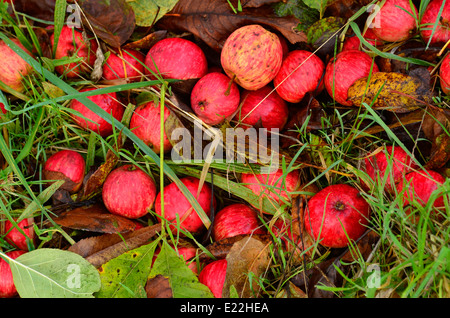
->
342;28;382;51
145;37;208;80
369;0;418;42
212;203;266;241
129;100;173;153
304;184;370;248
69;87;124;137
51;25;98;78
221;24;283;91
0;38;33;93
2;218;35;251
198;259;227;298
0;250;26;298
42;149;86;193
273;50;325;103
324;49;379;106
439;53;450;95
102;48;145;82
234;85;289;131
420;0;450;45
191;71;240;125
102;165;157;219
154;177;216;235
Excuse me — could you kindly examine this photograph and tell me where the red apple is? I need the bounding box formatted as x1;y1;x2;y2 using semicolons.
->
154;177;216;235
199;259;227;298
273;50;325;103
176;245;198;274
191;72;240;125
440;53;450;95
304;184;370;248
0;38;33;93
324;50;379;106
396;170;447;210
70;87;124;137
342;28;382;51
420;0;450;45
0;250;26;298
129;100;172;153
221;24;283;91
212;203;266;241
102;48;145;82
233;85;289;131
43;149;86;193
369;0;418;42
2;218;35;251
102;165;157;219
0;102;6;114
241;168;301;211
51;25;98;78
145;37;208;80
363;145;418;192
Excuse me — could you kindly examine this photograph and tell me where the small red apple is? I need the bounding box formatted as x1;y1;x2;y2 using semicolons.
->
191;72;240;125
3;218;35;251
0;250;26;298
342;28;382;51
145;37;208;80
221;24;283;91
241;168;301;212
396;170;447;210
212;203;266;241
199;259;227;298
324;49;379;106
70;87;124;137
420;0;450;45
51;25;98;78
102;48;145;82
129;100;172;153
176;244;199;274
0;38;33;93
233;85;289;131
43;149;86;193
440;53;450;95
369;0;418;42
102;165;157;219
154;177;216;235
304;184;370;248
363;145;418;192
274;50;325;103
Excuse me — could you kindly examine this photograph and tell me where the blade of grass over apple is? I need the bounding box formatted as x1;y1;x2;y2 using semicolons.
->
0;33;211;232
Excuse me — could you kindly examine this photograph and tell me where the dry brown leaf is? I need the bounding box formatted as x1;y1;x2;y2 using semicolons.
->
145;275;173;298
223;236;271;298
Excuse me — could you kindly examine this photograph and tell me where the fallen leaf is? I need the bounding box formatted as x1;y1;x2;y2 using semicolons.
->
53;204;139;234
145;275;173;298
347;71;433;112
156;0;307;52
122;30;167;51
128;0;179;27
223;236;271;298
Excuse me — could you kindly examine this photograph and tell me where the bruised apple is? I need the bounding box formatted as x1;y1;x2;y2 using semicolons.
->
69;87;124;137
51;25;98;78
274;50;325;103
102;165;157;219
221;24;283;91
43;149;86;193
191;72;240;125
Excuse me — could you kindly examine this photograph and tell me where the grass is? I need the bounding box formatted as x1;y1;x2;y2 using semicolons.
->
0;1;449;299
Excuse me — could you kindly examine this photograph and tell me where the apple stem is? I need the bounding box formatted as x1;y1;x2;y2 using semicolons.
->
225;75;236;96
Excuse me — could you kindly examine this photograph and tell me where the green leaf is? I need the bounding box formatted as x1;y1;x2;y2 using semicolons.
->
4;249;101;298
95;240;159;298
128;0;179;27
302;0;332;17
149;240;213;298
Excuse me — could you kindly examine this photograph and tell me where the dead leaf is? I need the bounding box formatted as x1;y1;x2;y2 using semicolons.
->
145;275;173;298
122;30;167;51
12;0;56;22
348;71;433;112
53;203;139;234
156;0;307;52
223;236;271;298
78;0;136;48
